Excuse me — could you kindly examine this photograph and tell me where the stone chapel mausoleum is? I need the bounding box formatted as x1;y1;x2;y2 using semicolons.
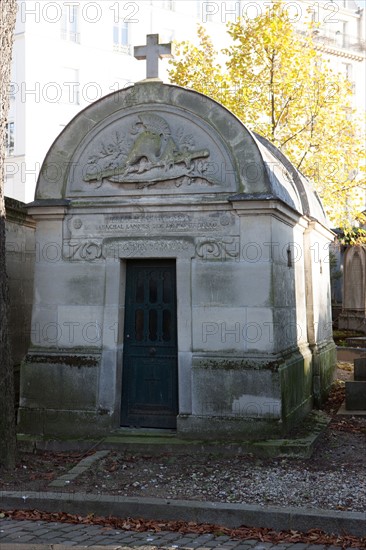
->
18;36;336;439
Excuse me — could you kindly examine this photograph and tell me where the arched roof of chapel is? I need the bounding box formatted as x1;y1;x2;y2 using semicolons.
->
35;82;328;227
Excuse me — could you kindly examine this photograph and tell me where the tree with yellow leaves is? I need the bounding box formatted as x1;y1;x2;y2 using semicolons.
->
168;2;365;229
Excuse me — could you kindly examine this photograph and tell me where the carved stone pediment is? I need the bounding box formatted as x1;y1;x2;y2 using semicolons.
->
67;105;237;196
83;112;217;189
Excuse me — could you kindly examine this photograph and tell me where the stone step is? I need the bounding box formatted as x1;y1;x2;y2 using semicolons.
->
345;381;366;410
354;357;366;381
346;337;366;348
16;411;330;459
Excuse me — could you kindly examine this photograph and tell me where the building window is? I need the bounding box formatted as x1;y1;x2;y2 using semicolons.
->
342;21;349;47
61;4;80;43
113;21;130;54
8;82;17;101
336;21;349;48
342;62;352;80
161;1;175;10
5;122;15;156
342;62;355;93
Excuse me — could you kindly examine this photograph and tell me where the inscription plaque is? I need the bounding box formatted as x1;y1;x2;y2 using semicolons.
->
64;212;238;241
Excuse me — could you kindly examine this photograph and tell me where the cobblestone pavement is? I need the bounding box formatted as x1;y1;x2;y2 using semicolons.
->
0;518;356;549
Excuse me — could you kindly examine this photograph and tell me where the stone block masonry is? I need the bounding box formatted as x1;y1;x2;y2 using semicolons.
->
17;77;336;439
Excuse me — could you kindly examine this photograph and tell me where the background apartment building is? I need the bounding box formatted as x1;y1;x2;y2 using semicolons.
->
4;0;366;204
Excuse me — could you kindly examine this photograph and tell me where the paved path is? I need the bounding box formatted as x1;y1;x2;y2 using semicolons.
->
0;518;354;549
2;491;364;538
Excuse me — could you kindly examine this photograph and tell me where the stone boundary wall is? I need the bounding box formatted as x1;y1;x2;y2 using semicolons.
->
5;197;36;402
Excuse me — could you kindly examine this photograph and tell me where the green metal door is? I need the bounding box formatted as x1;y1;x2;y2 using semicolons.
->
121;260;178;429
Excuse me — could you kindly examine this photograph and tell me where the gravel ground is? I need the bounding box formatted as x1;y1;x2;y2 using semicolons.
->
68;363;366;513
69;429;366;512
1;363;365;513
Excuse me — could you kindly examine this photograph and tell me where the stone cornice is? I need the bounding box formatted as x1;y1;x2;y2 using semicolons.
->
315;43;365;61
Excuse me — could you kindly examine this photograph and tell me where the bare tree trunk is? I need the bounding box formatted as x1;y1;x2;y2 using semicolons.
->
0;0;18;469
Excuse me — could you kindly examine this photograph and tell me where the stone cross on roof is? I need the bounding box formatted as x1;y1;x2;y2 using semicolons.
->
134;34;174;80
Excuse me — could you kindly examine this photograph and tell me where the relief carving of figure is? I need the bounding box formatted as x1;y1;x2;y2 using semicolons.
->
83;113;218;188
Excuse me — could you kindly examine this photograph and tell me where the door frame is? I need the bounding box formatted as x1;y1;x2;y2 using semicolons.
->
97;239;195;430
121;258;178;428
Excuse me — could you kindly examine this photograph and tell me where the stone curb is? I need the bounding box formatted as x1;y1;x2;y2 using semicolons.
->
0;491;365;538
0;546;127;550
48;450;110;487
0;546;125;550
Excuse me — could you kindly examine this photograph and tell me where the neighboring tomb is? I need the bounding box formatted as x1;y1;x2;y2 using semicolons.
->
5;198;36;368
345;357;366;411
18;38;336;439
5;198;36;407
339;245;366;334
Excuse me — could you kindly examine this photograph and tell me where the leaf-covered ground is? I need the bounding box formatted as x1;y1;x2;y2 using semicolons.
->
1;364;365;500
1;509;365;549
0;451;82;491
0;363;365;548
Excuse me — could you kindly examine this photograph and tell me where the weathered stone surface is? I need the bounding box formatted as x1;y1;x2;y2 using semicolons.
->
354;357;366;381
18;80;336;439
345;381;366;410
5;199;36;366
339;245;366;334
